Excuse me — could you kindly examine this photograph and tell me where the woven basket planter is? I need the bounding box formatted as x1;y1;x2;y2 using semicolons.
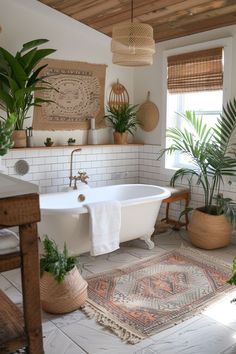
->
188;208;232;250
40;266;88;314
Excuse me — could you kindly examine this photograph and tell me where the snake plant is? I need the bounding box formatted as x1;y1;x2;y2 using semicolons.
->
0;39;56;130
158;99;236;223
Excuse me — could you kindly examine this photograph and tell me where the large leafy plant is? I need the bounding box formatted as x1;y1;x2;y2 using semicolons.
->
105;104;140;135
40;236;76;283
0;113;16;156
0;39;56;130
158;99;236;222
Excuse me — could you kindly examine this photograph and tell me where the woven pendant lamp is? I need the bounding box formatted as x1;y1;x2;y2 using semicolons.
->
111;0;155;66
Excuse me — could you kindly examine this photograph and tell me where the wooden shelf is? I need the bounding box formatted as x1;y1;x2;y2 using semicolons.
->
0;290;27;353
10;143;143;151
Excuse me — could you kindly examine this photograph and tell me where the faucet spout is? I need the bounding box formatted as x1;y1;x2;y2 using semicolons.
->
69;148;82;187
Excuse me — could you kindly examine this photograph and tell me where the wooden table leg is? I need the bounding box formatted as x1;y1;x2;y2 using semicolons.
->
19;223;44;354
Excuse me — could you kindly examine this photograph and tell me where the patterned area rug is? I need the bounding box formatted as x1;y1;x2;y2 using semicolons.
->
82;247;233;344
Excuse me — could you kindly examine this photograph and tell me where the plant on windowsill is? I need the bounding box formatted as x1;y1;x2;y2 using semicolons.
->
0;39;56;148
40;236;87;314
105;103;140;144
158;100;236;250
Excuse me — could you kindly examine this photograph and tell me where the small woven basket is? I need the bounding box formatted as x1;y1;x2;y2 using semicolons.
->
40;266;88;314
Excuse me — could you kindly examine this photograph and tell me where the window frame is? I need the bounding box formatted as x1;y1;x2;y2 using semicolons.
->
161;37;232;173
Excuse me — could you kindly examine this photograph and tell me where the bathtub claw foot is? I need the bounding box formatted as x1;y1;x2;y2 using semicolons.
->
140;231;155;250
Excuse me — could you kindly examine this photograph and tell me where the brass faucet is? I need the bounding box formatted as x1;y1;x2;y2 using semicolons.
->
69;148;82;188
72;171;89;190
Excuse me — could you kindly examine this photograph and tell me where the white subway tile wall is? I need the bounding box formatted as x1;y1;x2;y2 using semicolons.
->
2;146;140;194
2;144;236;220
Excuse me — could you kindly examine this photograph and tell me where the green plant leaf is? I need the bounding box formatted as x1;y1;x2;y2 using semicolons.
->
19;39;50;53
40;235;76;283
0;47;27;87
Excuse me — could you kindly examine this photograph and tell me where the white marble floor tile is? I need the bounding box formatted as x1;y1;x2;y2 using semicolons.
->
221;343;236;354
2;268;22;291
153;231;189;251
222;244;236;256
48;309;87;328
134;316;236;354
203;290;236;331
60;317;154;354
42;318;59;334
82;252;140;274
43;328;86;354
0;273;22;304
0;273;12;291
146;315;203;342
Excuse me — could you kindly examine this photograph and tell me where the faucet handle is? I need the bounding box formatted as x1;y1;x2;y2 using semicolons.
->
77;171;89;184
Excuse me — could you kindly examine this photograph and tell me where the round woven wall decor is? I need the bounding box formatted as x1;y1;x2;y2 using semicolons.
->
137;92;159;132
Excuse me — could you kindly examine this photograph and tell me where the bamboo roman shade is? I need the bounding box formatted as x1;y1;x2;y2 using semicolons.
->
167;47;223;93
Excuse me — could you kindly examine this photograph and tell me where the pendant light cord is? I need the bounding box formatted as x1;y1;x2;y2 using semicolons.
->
131;0;133;23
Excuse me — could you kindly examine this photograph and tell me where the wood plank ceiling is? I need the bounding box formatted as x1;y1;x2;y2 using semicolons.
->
38;0;236;42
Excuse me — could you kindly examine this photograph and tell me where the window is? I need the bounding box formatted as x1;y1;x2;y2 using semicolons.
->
163;39;232;170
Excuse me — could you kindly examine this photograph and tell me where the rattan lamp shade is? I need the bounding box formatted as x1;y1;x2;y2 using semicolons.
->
111;22;155;66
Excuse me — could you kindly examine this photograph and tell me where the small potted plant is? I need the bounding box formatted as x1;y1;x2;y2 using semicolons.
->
67;137;76;146
44;137;54;147
40;236;88;314
105;103;140;144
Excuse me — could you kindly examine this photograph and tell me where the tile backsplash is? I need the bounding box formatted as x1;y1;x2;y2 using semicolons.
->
1;145;140;194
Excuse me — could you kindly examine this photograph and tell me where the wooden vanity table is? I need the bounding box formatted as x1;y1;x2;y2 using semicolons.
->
0;174;44;354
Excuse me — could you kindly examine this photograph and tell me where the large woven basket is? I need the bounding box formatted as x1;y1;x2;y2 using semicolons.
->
40;266;88;314
188;208;232;250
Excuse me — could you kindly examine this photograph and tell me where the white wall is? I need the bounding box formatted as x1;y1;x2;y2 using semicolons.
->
0;0;134;146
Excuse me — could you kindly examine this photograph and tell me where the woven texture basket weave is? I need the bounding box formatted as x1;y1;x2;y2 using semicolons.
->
40;266;88;314
188;209;232;249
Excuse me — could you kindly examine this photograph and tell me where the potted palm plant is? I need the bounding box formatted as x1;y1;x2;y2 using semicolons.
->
158;100;236;249
0;39;56;147
40;236;87;314
105;103;140;144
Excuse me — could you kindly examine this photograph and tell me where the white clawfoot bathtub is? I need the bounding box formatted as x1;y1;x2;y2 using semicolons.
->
38;184;170;256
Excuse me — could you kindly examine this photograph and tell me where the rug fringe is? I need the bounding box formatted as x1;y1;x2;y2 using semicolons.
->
82;302;143;344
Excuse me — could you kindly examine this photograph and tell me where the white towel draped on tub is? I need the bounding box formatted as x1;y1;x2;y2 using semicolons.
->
86;201;121;256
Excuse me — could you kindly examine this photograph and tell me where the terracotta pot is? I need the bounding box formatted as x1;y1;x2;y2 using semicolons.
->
187;208;232;249
113;131;128;144
12;130;27;148
40;266;88;314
